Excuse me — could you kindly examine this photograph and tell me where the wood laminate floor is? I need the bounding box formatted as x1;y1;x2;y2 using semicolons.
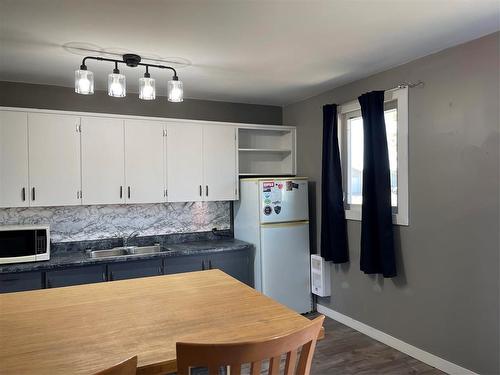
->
185;315;445;375
310;315;444;375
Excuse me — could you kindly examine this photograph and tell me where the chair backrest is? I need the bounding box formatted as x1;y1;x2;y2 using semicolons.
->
176;315;324;375
93;356;138;375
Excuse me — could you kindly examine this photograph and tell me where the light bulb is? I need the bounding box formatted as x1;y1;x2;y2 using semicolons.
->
75;69;94;95
139;77;156;100
167;78;183;102
108;73;126;98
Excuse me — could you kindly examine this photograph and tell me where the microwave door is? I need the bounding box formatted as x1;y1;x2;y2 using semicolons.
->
0;230;37;264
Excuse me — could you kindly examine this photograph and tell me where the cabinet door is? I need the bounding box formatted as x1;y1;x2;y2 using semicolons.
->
209;249;253;287
108;259;164;281
0;111;29;208
28;113;81;207
45;265;107;288
81;117;125;205
203;125;237;201
124;120;165;204
164;255;204;275
166;123;203;202
0;271;42;293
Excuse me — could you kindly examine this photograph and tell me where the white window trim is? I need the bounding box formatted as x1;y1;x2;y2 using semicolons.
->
338;87;409;226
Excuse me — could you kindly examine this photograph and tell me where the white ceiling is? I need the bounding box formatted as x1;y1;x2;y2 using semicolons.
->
0;0;498;106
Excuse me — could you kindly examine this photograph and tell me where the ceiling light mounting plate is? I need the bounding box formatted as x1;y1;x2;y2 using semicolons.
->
123;54;141;67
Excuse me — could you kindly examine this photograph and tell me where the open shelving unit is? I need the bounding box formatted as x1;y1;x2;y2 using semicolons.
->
238;126;296;177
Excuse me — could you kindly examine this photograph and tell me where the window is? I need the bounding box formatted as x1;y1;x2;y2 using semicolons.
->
339;87;408;225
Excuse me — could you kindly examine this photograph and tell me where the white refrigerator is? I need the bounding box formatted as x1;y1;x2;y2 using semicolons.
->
234;177;312;313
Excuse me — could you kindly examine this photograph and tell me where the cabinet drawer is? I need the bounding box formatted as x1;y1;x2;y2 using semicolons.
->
108;259;163;281
46;265;107;288
0;271;43;293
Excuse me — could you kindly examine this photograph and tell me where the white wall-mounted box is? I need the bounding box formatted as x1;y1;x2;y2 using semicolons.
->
311;254;331;297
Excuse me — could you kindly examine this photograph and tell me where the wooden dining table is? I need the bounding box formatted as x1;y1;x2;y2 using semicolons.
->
0;269;322;374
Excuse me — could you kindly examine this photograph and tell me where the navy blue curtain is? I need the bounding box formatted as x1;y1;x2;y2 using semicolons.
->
320;104;349;263
358;91;397;277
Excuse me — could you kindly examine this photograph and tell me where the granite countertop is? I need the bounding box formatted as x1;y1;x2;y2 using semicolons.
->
0;238;253;274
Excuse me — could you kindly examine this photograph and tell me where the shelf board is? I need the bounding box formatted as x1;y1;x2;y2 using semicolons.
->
238;148;292;153
239;172;294;176
238;128;292;133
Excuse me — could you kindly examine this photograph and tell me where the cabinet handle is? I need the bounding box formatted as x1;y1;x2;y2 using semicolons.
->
120;186;123;199
31;187;35;201
199;185;202;197
102;272;106;281
158;266;162;275
21;187;26;202
128;186;131;199
208;260;212;269
206;185;208;196
202;260;205;270
77;191;80;199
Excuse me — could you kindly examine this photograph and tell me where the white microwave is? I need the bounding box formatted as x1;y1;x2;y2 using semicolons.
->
0;225;50;264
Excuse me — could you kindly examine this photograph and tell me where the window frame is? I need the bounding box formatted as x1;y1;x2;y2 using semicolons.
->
338;87;409;226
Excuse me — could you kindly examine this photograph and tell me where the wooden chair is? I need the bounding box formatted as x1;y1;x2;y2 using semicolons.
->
176;315;324;375
93;355;138;375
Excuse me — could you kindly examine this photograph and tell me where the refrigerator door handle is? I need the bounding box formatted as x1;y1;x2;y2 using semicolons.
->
260;220;309;228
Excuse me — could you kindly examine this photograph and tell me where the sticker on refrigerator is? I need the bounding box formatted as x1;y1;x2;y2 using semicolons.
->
264;198;271;204
263;206;272;216
262;181;274;193
286;181;300;190
274;206;281;214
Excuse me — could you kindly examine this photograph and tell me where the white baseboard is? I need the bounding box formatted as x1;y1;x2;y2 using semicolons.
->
316;304;477;375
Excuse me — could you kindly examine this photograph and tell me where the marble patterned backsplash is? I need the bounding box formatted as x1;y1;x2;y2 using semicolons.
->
0;202;230;243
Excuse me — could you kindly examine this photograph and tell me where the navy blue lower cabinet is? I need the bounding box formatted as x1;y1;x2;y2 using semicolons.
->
0;271;43;293
107;259;164;281
164;255;205;275
208;250;254;287
45;265;107;288
165;249;254;287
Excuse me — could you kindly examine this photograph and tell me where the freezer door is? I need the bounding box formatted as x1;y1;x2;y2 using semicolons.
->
259;179;309;223
260;221;311;313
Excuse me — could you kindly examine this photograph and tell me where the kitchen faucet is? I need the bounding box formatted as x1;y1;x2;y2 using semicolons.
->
123;230;140;248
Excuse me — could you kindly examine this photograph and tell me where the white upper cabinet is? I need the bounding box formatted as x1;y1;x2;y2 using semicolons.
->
166;123;204;202
124;119;166;204
28;113;81;207
0;108;289;207
81;117;125;205
203;125;237;201
0;111;29;208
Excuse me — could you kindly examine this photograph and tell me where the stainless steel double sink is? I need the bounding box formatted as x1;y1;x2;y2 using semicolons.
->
88;245;163;259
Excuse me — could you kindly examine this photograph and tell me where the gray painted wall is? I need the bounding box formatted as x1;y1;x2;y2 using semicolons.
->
283;32;499;374
0;81;282;125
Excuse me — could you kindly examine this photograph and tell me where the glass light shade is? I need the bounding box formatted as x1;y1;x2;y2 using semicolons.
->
74;69;94;95
108;73;126;97
139;77;156;100
167;79;183;102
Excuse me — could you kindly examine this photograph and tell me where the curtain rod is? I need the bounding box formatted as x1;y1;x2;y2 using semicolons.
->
386;80;424;92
